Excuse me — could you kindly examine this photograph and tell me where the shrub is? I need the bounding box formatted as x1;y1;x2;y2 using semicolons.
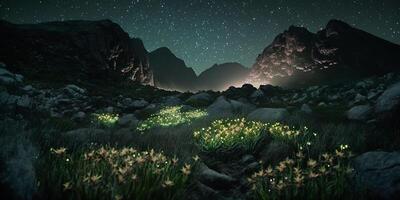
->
37;146;197;200
137;106;207;132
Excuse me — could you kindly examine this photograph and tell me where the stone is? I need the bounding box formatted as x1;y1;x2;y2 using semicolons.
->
247;108;289;123
130;99;149;109
346;105;372;121
105;106;114;113
353;151;400;200
207;96;234;116
63;84;86;97
354;93;367;102
258;141;291;165
198;163;237;190
118;114;138;127
300;104;312;114
161;95;182;106
16;95;32;108
185;92;213;107
375;81;400;113
72;111;86;121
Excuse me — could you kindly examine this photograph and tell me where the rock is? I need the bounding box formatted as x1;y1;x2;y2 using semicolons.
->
118;114;138;127
185;92;213;107
198;163;237;190
353;151;400;200
258;141;291;165
160;95;182;106
354;93;367;102
250;89;264;101
130;99;149;109
72;111;86;121
63;84;86;97
207;96;234;116
347;105;372;121
241;154;256;165
259;84;281;97
318;102;327;107
247;108;289;123
0;20;152;85
105;106;115;113
16;95;32;108
207;96;255;117
63;128;110;144
300;104;312;114
376;81;400;113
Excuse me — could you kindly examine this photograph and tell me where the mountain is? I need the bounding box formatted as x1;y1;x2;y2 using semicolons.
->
197;62;250;91
0;19;153;85
149;47;197;91
248;19;400;87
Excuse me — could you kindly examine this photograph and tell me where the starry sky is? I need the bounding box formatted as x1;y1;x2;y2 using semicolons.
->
1;0;399;74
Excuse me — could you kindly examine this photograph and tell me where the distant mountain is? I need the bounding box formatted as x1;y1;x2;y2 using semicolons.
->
197;62;250;91
0;19;153;85
149;47;197;91
248;19;400;87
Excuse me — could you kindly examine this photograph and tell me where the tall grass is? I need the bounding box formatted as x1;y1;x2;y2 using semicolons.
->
37;146;198;200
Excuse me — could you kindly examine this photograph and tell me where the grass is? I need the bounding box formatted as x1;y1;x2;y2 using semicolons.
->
193;118;268;152
193;118;315;153
137;106;207;132
248;145;355;200
91;113;119;128
37;146;198;200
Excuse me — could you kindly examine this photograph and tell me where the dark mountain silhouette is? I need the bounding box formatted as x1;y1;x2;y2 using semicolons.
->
197;62;250;91
148;47;197;91
248;19;400;87
0;19;153;85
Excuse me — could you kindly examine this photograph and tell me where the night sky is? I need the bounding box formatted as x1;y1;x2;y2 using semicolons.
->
1;0;399;74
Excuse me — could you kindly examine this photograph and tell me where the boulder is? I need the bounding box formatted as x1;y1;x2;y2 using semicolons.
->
247;108;289;123
118;114;138;127
300;104;312;114
185;92;213;107
347;105;372;121
258;141;291;165
353;151;400;200
16;95;32;109
207;96;255;117
376;81;400;113
197;163;237;190
160;95;182;106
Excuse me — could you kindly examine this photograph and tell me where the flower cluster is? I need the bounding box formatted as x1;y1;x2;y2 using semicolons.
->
194;118;269;151
137;106;207;132
248;145;354;199
92;113;119;127
46;146;198;200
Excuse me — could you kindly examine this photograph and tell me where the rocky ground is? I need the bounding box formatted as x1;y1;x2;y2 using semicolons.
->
1;62;400;200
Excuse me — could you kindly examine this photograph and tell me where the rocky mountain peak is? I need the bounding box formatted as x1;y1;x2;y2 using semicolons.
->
0;19;153;85
248;19;400;88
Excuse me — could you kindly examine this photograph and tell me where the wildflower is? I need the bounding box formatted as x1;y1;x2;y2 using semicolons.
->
90;175;102;183
63;182;72;191
51;147;67;155
115;194;123;200
162;178;174;188
308;171;319;178
296;151;304;159
307;159;317;168
335;149;344;158
192;155;200;162
131;174;138;181
172;157;179;165
181;163;191;176
265;166;274;176
276;162;286;172
294;175;304;186
319;166;327;175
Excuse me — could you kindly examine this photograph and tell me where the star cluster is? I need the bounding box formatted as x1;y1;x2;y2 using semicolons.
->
1;0;399;74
